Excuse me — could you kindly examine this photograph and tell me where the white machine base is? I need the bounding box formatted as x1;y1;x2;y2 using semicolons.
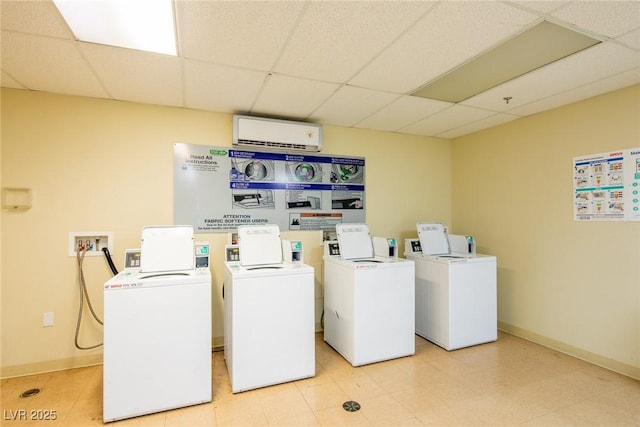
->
323;259;415;366
410;254;497;351
103;272;212;422
224;265;315;393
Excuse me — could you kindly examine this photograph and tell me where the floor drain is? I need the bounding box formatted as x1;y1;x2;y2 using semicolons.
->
342;400;361;412
20;388;41;398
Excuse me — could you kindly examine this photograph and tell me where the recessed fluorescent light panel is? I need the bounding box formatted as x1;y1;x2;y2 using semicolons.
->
412;21;601;103
53;0;177;56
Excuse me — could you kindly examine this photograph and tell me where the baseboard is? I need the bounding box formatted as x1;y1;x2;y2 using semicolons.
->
498;321;639;380
1;354;103;379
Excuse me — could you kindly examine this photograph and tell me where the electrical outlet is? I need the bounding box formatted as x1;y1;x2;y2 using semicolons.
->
43;312;54;327
69;231;113;257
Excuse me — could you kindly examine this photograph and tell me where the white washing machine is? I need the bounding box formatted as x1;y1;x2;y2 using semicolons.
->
323;224;415;366
405;222;497;351
103;226;211;422
223;224;315;393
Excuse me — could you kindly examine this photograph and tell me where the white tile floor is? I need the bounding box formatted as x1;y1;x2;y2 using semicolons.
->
1;332;639;426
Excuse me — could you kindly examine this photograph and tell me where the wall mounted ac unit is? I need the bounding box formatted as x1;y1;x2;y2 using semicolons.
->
233;115;322;152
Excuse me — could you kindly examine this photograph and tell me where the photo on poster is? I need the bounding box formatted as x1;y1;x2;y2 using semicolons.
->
174;143;366;232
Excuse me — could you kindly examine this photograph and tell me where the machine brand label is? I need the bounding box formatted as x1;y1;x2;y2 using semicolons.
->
445;259;468;264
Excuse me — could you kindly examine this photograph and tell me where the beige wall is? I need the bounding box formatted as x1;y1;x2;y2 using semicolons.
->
3;86;638;380
452;85;640;379
0;88;451;377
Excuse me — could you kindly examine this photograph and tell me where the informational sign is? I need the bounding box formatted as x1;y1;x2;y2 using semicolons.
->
573;147;640;221
174;143;366;232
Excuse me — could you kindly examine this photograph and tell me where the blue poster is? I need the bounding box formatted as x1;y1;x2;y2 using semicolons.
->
174;143;366;232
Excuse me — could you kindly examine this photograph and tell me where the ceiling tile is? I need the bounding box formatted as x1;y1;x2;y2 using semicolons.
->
251;74;339;120
274;1;434;83
0;0;72;38
550;1;640;38
1;71;24;89
350;1;539;93
80;43;183;107
177;1;305;70
184;60;267;113
506;1;568;15
1;0;637;139
355;95;451;132
461;42;640;112
617;28;640;50
309;85;398;128
0;31;107;98
508;67;640;117
437;113;520;139
399;105;496;136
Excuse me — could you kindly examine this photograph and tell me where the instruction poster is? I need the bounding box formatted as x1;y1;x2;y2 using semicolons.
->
573;147;640;221
173;143;366;232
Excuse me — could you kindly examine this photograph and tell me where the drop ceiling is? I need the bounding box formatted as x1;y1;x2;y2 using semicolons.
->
1;0;639;139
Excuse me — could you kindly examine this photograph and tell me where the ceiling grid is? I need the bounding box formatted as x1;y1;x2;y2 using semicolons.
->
1;0;638;139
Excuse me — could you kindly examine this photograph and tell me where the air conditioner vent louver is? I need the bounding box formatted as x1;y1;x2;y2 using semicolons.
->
233;115;322;152
237;139;311;151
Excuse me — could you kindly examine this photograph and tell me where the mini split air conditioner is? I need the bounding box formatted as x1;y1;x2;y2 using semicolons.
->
233;115;322;152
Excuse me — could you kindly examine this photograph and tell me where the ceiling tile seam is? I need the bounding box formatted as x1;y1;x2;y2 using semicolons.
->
247;72;276;116
302;82;352;121
267;1;312;74
0;69;27;90
504;1;567;17
509;67;640;114
340;1;441;88
542;14;610;43
394;103;458;133
181;56;271;76
610;37;640;53
396;103;505;135
179;57;187;109
71;40;114;100
0;28;73;41
431;112;510;139
615;26;640;43
349;93;405;128
254;70;357;89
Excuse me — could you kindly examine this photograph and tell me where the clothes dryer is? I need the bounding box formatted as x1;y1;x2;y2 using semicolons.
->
323;224;415;366
405;222;497;351
223;224;315;393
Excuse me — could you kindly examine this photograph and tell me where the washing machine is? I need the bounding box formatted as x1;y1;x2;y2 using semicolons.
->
103;226;211;422
404;222;497;351
223;224;315;393
323;223;415;366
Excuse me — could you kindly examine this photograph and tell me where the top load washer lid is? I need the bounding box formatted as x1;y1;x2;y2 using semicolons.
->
417;222;450;256
238;224;283;266
336;223;374;260
140;225;194;272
